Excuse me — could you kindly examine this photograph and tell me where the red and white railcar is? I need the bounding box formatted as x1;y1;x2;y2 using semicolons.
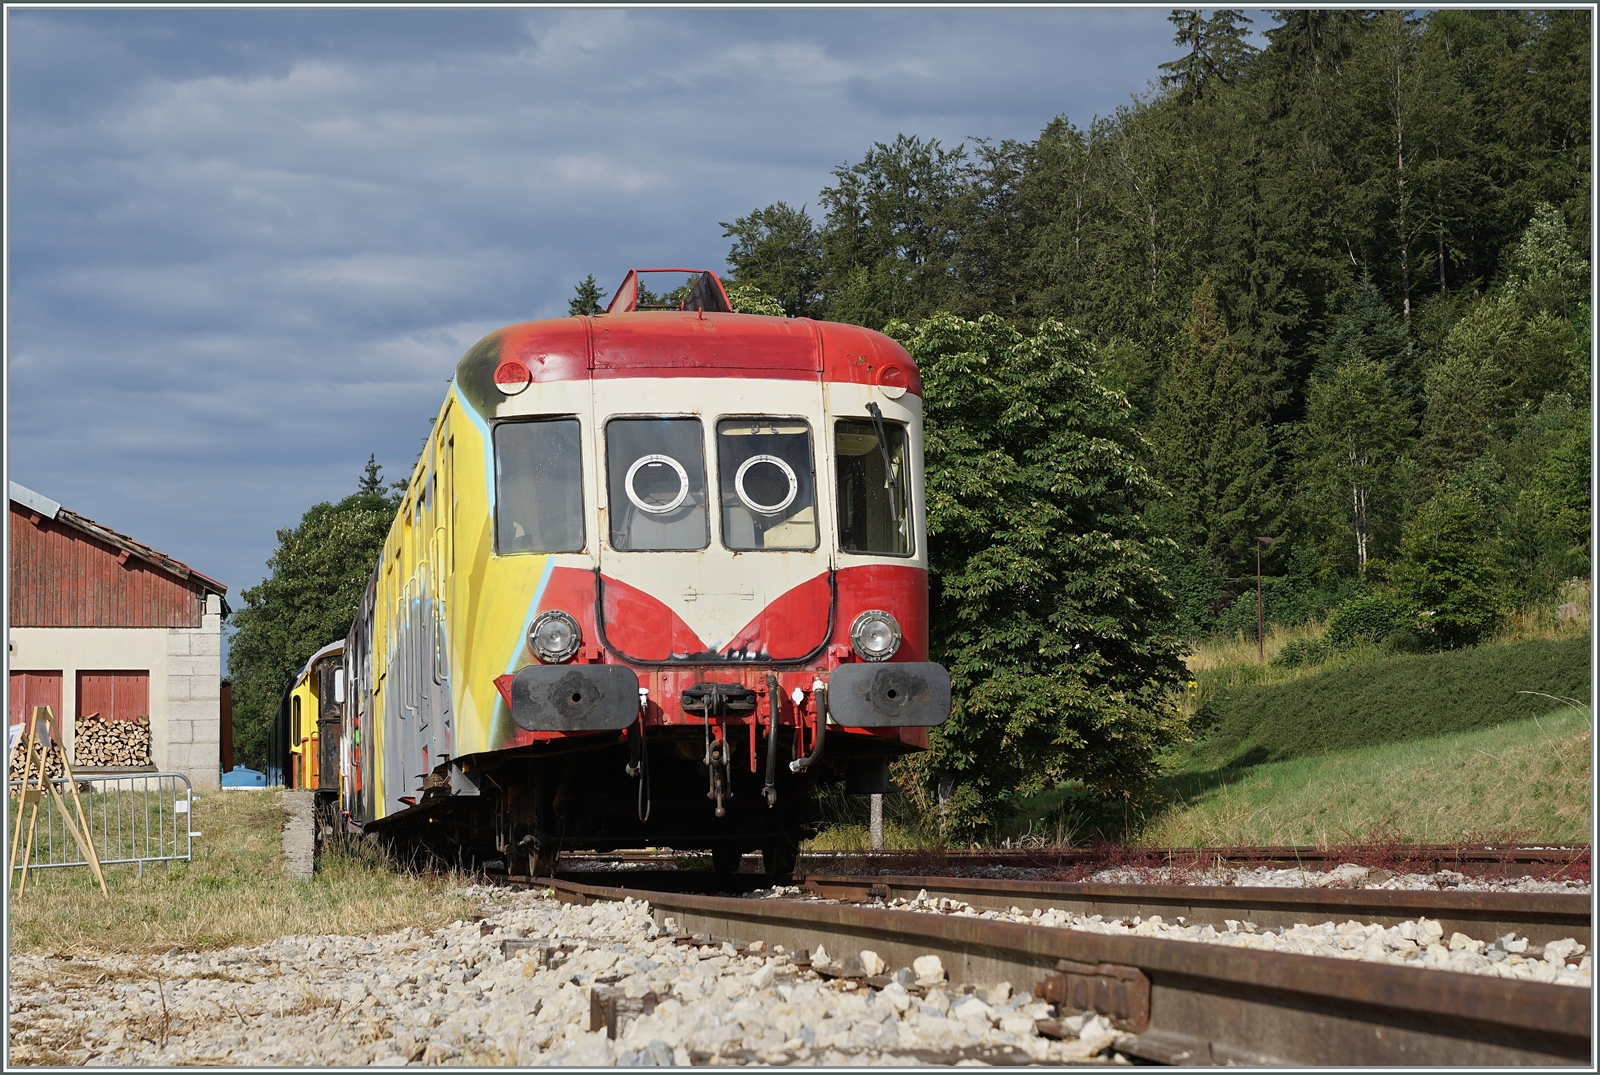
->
345;269;950;876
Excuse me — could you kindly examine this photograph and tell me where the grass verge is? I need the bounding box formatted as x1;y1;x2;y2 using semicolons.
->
1188;636;1590;767
802;822;933;851
1140;707;1592;847
7;789;477;955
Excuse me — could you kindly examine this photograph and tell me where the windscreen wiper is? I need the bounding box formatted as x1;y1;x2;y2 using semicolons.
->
864;402;901;527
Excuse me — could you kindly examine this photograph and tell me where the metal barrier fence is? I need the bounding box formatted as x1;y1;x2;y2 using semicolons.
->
9;772;196;877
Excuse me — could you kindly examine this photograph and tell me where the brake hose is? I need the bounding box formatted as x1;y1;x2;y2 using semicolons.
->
865;402;901;527
763;674;782;807
628;689;651;823
789;678;827;773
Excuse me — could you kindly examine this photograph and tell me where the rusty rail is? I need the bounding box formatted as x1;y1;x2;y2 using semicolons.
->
557;843;1592;880
797;844;1592;865
800;873;1593;949
562;844;1591;864
539;875;1591;1066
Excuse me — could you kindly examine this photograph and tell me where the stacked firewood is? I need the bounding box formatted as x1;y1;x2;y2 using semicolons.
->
9;743;65;782
73;715;152;768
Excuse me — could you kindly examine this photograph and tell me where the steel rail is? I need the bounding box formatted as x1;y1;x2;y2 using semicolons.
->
540;875;1591;1066
800;872;1593;949
560;845;1590;863
557;844;1592;878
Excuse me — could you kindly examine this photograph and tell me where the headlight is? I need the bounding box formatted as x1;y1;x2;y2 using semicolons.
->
850;610;902;662
528;610;581;663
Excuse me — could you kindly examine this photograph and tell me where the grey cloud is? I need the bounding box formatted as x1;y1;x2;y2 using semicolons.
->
8;7;1189;609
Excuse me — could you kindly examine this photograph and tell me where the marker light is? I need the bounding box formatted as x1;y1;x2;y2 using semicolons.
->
494;360;532;395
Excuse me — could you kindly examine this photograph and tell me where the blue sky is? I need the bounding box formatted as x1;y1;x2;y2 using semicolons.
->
7;7;1228;638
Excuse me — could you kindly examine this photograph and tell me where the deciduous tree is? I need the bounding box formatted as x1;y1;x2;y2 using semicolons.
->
227;470;396;769
720;202;825;318
818;134;969;327
1391;489;1512;648
891;313;1185;834
1298;355;1415;577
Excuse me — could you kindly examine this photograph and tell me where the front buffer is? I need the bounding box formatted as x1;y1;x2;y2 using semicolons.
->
826;662;952;727
510;664;640;732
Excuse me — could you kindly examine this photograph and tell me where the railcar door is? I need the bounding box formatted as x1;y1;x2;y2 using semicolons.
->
316;654;341;794
592;378;834;664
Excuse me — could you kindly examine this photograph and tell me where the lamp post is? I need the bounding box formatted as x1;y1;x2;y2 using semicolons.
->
1256;536;1275;662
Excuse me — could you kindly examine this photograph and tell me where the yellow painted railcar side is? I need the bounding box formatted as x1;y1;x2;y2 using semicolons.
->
367;381;557;817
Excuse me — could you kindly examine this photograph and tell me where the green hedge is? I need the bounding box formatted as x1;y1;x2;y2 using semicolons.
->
1197;637;1591;763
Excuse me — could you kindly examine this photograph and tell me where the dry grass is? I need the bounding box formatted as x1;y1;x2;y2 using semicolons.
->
1174;619;1366;727
1182;617;1330;676
802;822;934;852
1138;707;1592;848
1493;577;1592;644
1184;580;1593;673
7;789;476;955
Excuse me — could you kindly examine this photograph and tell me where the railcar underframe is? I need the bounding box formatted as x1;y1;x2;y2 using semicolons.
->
365;724;911;878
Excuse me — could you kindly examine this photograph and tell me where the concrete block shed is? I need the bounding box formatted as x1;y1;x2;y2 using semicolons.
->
7;481;229;791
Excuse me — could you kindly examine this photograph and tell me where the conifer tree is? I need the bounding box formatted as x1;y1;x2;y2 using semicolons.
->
1311;274;1415;399
568;274;606;316
1159;9;1259;101
1148;279;1277;579
357;454;385;496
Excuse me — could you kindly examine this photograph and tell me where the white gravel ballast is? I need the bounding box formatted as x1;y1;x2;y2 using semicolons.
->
8;887;1119;1067
869;889;1592;988
8;882;1587;1067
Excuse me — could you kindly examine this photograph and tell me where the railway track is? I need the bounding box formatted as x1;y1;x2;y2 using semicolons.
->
559;843;1592;880
510;872;1591;1065
799;872;1592;949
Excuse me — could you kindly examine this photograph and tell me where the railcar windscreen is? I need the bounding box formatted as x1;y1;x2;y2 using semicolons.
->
607;417;710;551
495;418;586;553
716;418;818;550
835;419;912;555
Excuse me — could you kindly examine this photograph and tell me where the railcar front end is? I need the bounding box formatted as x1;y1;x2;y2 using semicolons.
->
342;270;950;876
271;640;346;800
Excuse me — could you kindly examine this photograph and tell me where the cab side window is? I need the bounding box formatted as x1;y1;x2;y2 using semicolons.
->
495;418;586;553
835;419;912;555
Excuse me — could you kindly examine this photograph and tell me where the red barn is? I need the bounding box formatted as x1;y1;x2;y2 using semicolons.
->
8;481;229;790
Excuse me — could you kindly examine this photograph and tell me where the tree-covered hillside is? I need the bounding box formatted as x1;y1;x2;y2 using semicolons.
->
704;9;1590;831
720;8;1590;641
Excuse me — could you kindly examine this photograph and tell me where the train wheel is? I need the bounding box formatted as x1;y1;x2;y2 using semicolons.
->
530;848;559;878
711;846;745;875
761;837;799;881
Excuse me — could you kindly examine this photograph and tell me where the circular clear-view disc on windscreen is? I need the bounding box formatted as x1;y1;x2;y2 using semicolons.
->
625;454;690;514
734;454;799;515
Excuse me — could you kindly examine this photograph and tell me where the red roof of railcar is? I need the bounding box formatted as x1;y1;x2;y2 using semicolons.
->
455;272;922;411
